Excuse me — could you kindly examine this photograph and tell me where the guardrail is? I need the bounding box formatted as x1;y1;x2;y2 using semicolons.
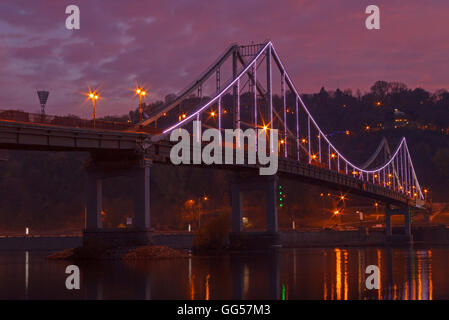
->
0;109;133;131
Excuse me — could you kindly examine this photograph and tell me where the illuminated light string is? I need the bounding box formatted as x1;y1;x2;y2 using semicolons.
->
270;45;424;199
155;42;424;199
159;42;271;136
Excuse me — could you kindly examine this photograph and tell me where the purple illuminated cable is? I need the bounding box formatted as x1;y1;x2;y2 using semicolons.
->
404;141;424;199
295;95;299;161
157;42;423;197
271;44;408;174
160;43;271;135
253;64;257;149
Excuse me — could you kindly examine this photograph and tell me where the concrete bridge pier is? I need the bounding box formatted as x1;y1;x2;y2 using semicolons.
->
229;174;280;249
83;157;153;248
385;204;412;243
86;170;103;229
132;164;151;229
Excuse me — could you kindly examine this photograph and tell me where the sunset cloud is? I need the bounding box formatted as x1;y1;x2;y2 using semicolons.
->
0;0;448;117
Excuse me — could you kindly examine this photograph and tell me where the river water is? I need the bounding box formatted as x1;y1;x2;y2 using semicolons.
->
0;246;444;300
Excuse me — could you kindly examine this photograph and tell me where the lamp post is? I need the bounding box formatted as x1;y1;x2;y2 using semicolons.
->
136;87;147;122
197;195;209;229
88;91;99;128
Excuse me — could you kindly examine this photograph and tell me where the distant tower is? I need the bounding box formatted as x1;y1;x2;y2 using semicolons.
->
37;91;49;115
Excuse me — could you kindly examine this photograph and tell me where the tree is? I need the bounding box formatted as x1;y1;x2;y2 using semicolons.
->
370;80;389;97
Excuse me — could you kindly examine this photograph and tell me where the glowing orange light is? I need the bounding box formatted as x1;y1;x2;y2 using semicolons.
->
182;113;186;119
334;210;340;215
345;130;350;135
280;140;285;144
340;196;345;201
301;138;307;143
311;154;317;160
135;87;147;97
331;153;336;159
376;101;382;106
87;90;99;100
263;125;268;131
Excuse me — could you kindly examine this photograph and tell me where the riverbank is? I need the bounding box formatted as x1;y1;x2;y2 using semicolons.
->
2;225;449;251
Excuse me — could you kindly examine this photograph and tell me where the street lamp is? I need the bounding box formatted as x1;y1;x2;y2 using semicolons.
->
197;195;209;229
136;87;147;121
88;91;99;128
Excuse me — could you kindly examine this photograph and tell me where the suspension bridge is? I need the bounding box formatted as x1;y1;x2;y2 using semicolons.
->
0;41;430;246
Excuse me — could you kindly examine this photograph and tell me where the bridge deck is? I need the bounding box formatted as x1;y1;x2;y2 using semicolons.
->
147;139;426;209
0;119;148;152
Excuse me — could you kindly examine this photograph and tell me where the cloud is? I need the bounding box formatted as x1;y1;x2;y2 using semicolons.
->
0;0;448;116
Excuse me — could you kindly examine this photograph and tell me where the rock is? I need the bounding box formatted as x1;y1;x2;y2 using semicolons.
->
47;248;75;260
46;245;188;260
122;245;188;260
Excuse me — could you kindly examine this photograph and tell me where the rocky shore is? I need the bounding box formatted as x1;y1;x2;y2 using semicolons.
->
47;244;189;260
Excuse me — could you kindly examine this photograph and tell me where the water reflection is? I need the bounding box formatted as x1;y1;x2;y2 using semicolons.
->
25;251;29;299
0;247;441;299
320;247;433;300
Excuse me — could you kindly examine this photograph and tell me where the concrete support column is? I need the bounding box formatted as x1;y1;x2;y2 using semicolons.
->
86;171;102;229
133;163;151;229
266;177;278;233
404;207;411;237
231;183;243;233
385;211;392;237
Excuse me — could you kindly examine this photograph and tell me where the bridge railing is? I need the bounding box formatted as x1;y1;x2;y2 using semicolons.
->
0;109;134;131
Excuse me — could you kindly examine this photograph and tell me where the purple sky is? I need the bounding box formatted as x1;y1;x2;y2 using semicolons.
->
0;0;448;117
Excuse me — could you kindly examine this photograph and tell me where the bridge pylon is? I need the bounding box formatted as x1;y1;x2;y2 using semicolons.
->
83;155;152;248
229;173;281;249
385;204;412;243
